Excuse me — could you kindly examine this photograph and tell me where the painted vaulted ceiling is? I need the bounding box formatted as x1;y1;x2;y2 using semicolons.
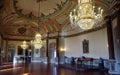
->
0;0;113;40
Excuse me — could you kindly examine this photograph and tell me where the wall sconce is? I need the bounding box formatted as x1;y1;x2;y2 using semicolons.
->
1;51;4;53
60;48;66;52
29;49;32;52
107;44;109;48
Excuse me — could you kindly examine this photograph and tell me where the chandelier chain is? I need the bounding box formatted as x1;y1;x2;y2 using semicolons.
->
37;1;41;32
32;1;43;49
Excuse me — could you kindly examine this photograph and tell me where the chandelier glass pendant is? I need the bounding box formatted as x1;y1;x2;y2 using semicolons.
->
33;33;43;49
33;1;43;49
69;0;104;30
21;40;28;50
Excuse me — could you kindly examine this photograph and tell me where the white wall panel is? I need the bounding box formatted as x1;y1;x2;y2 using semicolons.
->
65;28;109;59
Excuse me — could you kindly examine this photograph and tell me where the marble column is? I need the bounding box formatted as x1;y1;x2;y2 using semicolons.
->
46;33;49;63
0;35;3;65
112;10;120;64
59;36;65;64
56;33;60;63
3;39;8;63
0;35;1;65
109;0;120;74
46;33;49;58
0;48;2;65
106;16;115;59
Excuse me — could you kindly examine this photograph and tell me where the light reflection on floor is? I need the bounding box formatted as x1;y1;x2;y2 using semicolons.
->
0;63;111;75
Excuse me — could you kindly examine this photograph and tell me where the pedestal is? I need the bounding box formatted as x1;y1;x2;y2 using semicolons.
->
42;57;48;64
50;57;58;64
59;51;65;64
109;60;120;74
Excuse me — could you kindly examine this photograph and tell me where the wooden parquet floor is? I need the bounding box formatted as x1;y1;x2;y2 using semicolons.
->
0;63;117;75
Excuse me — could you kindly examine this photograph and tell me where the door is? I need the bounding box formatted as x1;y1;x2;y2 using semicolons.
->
8;49;15;62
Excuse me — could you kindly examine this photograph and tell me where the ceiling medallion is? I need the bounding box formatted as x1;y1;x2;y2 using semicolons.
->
18;27;26;34
36;0;47;2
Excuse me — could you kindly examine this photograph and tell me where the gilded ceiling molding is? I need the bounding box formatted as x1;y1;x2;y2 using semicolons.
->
64;25;106;38
44;22;53;32
41;21;48;32
49;20;59;32
2;14;18;25
99;0;111;6
106;0;120;19
60;17;70;30
50;19;61;31
41;21;49;32
4;0;14;15
42;24;107;39
52;0;76;19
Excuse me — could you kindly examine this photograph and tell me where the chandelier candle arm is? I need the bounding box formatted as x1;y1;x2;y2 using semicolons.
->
69;0;104;30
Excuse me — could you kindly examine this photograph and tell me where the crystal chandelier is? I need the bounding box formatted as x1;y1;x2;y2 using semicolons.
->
69;0;104;30
33;1;43;49
33;33;43;49
21;40;28;50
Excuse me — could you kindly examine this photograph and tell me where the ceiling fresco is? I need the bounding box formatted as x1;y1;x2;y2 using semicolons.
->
13;0;68;19
0;0;114;40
